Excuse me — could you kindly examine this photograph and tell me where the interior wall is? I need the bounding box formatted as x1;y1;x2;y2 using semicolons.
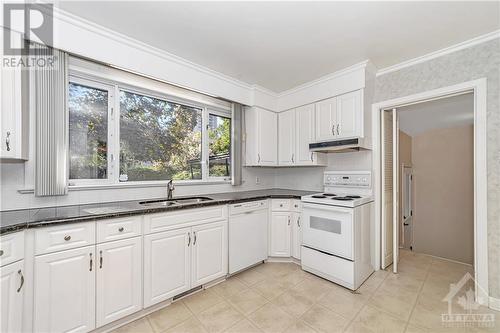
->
398;131;412;247
411;125;474;264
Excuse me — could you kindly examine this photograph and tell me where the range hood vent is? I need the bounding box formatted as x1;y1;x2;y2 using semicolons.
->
309;138;369;153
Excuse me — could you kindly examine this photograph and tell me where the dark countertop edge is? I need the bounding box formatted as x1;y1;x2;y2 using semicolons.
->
0;191;311;235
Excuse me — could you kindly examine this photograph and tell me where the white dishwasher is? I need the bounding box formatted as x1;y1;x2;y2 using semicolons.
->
228;200;269;274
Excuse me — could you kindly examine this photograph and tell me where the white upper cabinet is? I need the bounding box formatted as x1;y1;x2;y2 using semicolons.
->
245;107;277;166
278;109;295;166
315;90;363;141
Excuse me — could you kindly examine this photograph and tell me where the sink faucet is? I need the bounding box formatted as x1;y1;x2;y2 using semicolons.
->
167;180;175;199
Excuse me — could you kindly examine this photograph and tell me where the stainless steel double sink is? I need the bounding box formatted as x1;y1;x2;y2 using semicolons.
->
139;197;214;208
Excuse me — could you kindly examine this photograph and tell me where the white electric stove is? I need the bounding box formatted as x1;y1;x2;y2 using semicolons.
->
300;171;374;290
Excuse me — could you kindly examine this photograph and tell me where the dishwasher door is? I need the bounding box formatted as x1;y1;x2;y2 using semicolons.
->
229;201;269;274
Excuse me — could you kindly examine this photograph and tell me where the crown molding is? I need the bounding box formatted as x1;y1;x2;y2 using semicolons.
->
251;84;279;97
376;30;500;77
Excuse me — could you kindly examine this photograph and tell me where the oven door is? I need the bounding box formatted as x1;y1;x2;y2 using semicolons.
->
302;203;354;260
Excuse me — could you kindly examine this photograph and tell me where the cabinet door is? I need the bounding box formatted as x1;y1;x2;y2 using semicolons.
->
257;109;278;165
191;221;227;287
296;104;320;165
291;213;302;260
269;212;291;257
1;260;24;333
34;246;95;333
315;97;337;142
278;109;295;166
336;90;362;139
143;228;191;307
96;237;142;327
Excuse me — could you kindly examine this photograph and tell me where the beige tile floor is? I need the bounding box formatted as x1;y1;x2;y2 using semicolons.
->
112;251;499;333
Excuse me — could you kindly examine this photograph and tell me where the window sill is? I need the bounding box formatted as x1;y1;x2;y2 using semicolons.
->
17;179;232;194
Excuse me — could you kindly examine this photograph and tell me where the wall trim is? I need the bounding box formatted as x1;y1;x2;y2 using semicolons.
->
376;30;500;76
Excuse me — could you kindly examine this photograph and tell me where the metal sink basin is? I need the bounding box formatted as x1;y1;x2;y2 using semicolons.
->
139;197;213;207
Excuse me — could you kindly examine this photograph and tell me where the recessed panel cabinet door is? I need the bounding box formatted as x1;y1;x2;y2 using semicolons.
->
269;212;291;257
34;246;95;333
143;228;191;308
1;260;24;333
278;109;295;165
258;109;278;165
295;104;315;164
96;237;142;327
315;97;337;142
336;90;361;139
291;213;302;260
191;221;227;287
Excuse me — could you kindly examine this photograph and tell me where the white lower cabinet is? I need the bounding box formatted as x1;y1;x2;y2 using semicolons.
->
96;237;142;327
291;213;302;260
143;228;191;308
34;246;96;333
269;212;291;257
1;260;25;333
191;221;227;287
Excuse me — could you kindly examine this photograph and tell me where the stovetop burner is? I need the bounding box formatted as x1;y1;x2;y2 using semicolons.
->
312;195;327;199
346;195;361;199
332;197;355;201
322;193;337;197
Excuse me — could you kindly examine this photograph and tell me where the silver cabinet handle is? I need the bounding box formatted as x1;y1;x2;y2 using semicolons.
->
0;249;4;256
17;270;24;292
337;124;340;135
258;153;261;163
99;250;103;269
5;131;11;151
331;124;335;136
297;217;301;227
193;232;197;246
64;235;71;241
118;227;124;232
310;153;313;162
187;232;191;247
89;253;93;271
291;154;294;163
288;216;290;226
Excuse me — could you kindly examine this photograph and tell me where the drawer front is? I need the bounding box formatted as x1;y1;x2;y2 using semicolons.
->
35;222;95;255
0;231;24;267
144;205;227;234
271;199;290;211
291;200;302;212
97;216;142;243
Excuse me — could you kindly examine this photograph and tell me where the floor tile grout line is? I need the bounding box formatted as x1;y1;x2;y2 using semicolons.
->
402;259;433;332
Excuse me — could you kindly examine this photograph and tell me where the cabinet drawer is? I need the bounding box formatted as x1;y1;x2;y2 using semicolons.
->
0;231;24;267
35;222;95;255
291;200;302;212
271;199;291;211
97;216;142;243
144;205;227;234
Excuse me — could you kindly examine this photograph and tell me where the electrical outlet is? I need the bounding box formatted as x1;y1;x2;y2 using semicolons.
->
255;177;260;185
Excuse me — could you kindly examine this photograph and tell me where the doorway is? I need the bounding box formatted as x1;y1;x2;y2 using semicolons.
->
372;79;489;306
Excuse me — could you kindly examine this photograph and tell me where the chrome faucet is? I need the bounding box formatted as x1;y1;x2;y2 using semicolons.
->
167;180;175;200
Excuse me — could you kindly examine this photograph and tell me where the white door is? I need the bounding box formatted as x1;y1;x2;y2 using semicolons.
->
402;167;413;250
96;237;142;327
34;246;95;333
315;97;337;142
278;109;296;165
336;90;361;139
291;213;301;260
143;228;191;307
269;212;291;257
295;104;316;165
191;221;227;287
1;260;24;333
257;109;278;165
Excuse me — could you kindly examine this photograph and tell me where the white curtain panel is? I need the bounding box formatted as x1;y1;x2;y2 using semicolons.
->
33;44;69;196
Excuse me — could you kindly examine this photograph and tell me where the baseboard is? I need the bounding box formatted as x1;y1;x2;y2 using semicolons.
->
266;256;301;265
489;296;500;311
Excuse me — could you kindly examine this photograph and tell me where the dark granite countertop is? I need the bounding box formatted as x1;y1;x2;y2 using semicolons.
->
0;189;315;235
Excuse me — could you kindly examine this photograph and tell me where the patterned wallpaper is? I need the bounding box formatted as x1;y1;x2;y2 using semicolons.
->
374;39;500;299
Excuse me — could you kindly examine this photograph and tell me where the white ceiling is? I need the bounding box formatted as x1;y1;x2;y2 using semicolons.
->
398;93;474;137
57;1;500;93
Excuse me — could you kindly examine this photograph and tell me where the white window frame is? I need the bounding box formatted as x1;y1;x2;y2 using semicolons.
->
207;108;232;181
67;72;232;186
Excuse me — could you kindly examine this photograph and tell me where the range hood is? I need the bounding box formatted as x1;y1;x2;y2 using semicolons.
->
309;138;370;153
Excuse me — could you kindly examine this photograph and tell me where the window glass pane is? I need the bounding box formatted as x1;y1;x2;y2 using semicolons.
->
208;114;231;177
68;82;108;179
119;91;202;181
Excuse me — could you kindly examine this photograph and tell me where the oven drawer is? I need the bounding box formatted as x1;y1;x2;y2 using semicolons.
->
302;203;353;260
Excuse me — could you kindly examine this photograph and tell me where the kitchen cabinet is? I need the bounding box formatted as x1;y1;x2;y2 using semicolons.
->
1;260;24;333
245;107;278;166
96;237;142;327
278;109;295;166
34;246;96;333
291;213;302;260
314;90;363;142
0;30;28;161
143;228;191;307
269;211;291;257
191;221;227;287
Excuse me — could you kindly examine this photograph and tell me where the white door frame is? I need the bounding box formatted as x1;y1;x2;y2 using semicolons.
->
371;78;488;305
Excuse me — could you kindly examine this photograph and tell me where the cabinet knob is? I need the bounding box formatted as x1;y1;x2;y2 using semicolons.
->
118;227;124;232
0;250;3;256
64;235;71;241
280;204;283;207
